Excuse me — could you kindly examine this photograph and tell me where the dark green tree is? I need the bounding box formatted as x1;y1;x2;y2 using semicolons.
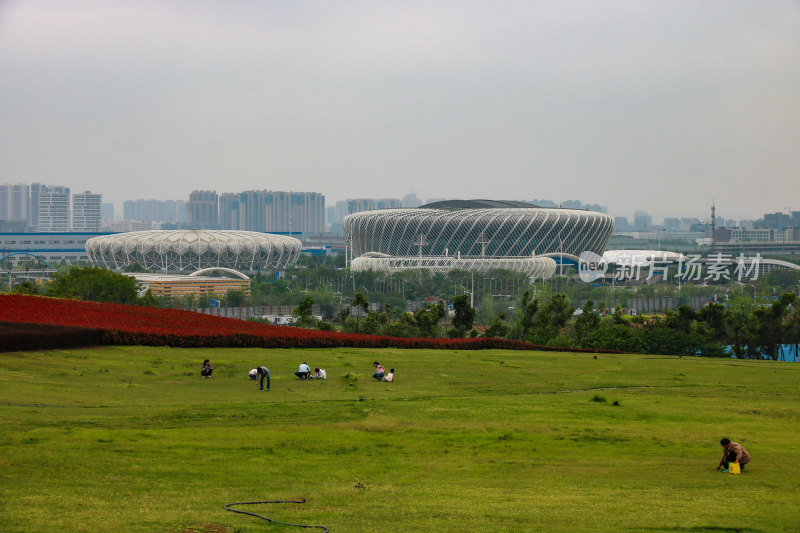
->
292;296;315;328
414;302;445;338
225;289;247;308
752;293;796;360
483;313;510;338
384;312;418;338
11;281;40;296
451;294;476;335
574;299;600;343
351;292;370;333
512;290;539;341
46;266;157;305
697;303;728;342
725;295;756;359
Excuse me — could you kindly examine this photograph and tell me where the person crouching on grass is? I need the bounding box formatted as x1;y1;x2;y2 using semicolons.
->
201;359;213;378
717;438;751;472
295;362;311;380
372;361;386;381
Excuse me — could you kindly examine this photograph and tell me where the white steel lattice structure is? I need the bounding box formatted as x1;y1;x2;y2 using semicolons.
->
351;252;557;277
86;229;301;272
343;200;614;262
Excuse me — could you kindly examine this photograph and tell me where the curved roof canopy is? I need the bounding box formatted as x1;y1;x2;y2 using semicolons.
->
420;199;540;209
86;229;301;273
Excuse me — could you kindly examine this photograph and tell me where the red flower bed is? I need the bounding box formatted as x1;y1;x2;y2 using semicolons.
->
0;294;622;353
0;321;105;352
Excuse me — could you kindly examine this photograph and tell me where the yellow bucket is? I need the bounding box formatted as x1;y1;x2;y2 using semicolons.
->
729;463;741;474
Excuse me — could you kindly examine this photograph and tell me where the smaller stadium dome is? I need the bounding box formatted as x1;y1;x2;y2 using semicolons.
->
602;250;687;266
86;229;301;273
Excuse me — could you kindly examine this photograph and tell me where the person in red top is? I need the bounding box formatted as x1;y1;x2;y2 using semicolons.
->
372;361;386;381
717;438;751;472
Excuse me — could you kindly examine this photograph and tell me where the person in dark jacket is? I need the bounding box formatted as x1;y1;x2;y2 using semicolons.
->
249;366;270;390
201;360;213;378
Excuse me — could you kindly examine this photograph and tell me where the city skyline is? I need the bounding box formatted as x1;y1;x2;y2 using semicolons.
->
2;1;799;221
1;179;794;227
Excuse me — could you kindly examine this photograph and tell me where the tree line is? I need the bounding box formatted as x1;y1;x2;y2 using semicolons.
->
289;286;800;360
6;264;800;360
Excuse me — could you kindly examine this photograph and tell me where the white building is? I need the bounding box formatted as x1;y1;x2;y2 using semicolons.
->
0;183;30;223
72;191;102;231
38;188;71;232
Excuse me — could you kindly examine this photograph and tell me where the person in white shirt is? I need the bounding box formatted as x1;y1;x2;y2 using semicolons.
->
383;369;395;382
295;362;311;380
312;367;326;379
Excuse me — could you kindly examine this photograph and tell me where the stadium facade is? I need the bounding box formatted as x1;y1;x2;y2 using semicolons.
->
86;229;301;273
343;200;614;277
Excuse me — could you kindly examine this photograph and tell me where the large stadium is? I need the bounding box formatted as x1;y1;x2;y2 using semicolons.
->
344;200;614;277
85;229;302;273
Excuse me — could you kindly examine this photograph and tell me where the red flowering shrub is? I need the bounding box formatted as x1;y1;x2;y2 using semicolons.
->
0;321;104;352
0;294;622;353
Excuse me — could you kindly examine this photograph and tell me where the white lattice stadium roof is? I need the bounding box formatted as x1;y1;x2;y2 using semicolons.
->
344;205;613;259
86;230;301;272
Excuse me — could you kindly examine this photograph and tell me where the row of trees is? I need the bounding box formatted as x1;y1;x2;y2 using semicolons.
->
538;292;799;360
6;264;800;360
289;286;800;360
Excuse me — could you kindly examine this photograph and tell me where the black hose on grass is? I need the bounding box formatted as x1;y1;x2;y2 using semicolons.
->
223;499;329;532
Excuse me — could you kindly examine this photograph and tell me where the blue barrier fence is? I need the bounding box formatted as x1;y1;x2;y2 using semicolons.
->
727;344;799;362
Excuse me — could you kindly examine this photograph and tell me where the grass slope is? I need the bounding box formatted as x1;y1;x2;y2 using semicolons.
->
1;347;799;532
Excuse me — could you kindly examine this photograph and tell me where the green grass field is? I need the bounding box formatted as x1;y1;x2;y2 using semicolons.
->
2;346;799;532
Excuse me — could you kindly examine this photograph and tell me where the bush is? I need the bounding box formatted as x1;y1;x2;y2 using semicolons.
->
315;320;336;332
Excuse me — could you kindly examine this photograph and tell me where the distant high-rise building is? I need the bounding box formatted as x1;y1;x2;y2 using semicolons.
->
582;203;608;214
347;199;375;214
264;191;324;233
238;190;267;231
0;183;30;224
375;198;402;210
213;189;324;233
187;190;219;229
758;211;792;229
334;201;348;221
38;187;70;232
28;183;49;229
402;192;422;208
614;217;629;232
175;200;187;224
102;203;115;221
329;200;349;234
218;193;241;230
530;198;558;208
123;199;185;223
633;211;652;231
72;191;102;231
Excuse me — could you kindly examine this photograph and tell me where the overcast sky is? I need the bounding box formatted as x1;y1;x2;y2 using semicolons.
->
2;0;799;221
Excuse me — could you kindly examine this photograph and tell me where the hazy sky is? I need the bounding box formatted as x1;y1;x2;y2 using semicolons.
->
2;1;799;221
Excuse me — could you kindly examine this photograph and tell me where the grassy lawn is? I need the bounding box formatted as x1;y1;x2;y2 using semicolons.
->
1;346;799;532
